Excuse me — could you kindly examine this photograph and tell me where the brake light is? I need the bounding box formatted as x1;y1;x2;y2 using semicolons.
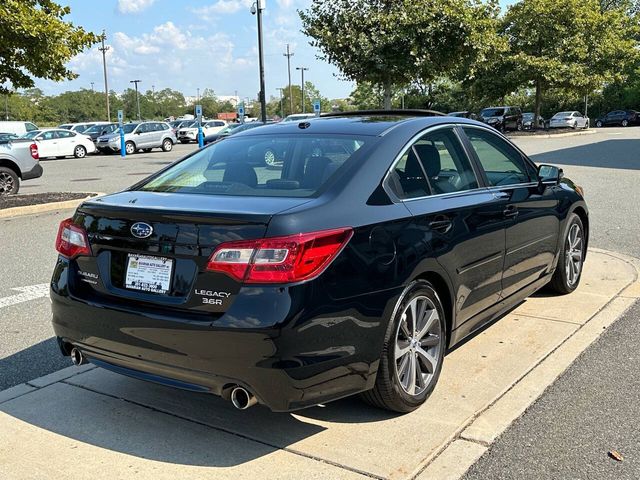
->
30;143;39;160
55;218;92;259
207;227;353;283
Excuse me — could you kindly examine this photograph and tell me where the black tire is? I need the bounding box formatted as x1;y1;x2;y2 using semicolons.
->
125;141;136;155
572;122;578;130
622;119;629;127
180;140;190;144
361;280;446;413
516;121;523;131
596;120;603;128
73;145;87;158
548;213;585;294
264;148;278;167
162;139;173;152
0;166;19;195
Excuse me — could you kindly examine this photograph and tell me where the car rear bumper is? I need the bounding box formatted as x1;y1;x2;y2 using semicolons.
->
21;162;43;180
51;259;391;411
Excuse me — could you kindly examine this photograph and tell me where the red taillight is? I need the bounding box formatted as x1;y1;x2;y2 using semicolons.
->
55;218;92;259
207;227;353;284
30;143;39;160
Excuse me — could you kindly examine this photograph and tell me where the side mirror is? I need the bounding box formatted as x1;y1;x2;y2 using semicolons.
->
538;164;563;185
135;130;141;135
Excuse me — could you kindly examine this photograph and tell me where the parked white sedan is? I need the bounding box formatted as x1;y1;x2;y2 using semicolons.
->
549;111;589;129
21;129;96;159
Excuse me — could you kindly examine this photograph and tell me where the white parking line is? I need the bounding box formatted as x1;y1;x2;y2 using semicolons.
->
0;284;50;309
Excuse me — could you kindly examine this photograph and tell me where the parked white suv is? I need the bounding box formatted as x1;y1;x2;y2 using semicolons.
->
177;120;227;143
0;121;39;136
96;121;176;154
0;138;43;195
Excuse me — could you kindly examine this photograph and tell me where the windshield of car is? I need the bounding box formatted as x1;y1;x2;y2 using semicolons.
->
137;134;372;198
85;124;112;134
283;114;314;122
522;113;534;120
122;123;139;134
21;131;41;139
481;108;504;117
181;121;196;128
554;112;573;118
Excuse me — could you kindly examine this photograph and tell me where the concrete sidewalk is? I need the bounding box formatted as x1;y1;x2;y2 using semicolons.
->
1;249;638;480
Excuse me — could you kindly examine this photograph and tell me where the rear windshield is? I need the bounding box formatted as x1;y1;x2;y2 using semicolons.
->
137;134;372;197
481;108;504;117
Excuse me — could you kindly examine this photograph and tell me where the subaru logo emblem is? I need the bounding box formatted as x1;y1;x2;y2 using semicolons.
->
131;222;153;239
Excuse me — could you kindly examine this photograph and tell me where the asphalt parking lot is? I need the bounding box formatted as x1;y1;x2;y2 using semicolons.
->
1;127;639;478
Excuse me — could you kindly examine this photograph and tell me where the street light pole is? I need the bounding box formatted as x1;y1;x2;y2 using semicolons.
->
296;67;309;113
196;87;200;103
4;94;8;121
130;79;142;120
251;0;267;123
283;44;294;115
99;30;111;121
90;82;94;92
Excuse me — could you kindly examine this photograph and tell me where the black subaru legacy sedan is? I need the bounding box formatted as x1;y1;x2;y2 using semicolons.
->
51;111;588;413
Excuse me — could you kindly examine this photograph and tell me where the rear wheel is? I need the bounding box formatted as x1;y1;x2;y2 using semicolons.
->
548;213;585;294
125;141;136;155
162;139;173;152
622;119;629;127
362;280;446;413
0;167;19;195
572;121;578;130
74;145;87;158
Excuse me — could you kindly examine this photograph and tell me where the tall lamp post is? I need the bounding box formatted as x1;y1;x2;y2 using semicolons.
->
283;44;294;115
277;87;285;119
130;79;142;120
296;67;309;113
250;0;267;123
98;30;111;121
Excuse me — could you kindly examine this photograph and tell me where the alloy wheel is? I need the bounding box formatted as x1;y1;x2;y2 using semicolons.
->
565;223;583;287
394;295;442;396
125;143;135;155
75;146;86;158
0;171;15;195
264;149;277;167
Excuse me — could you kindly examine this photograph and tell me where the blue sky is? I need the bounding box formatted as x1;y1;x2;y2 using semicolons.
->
36;0;513;101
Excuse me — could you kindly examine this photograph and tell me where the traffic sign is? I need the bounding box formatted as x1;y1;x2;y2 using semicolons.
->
313;99;321;117
238;104;245;116
117;110;123;125
195;104;202;117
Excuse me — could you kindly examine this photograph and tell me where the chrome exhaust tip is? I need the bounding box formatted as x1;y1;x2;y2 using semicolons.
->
70;347;86;366
230;386;257;410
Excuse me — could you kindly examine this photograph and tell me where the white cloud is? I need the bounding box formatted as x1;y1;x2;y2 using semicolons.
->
193;0;254;21
117;0;156;14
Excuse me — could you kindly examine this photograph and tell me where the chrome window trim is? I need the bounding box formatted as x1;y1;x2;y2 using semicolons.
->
382;123;486;203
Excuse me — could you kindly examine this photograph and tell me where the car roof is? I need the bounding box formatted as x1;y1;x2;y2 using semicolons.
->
229;112;482;137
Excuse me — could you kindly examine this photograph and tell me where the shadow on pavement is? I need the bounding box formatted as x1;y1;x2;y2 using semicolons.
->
530;139;640;170
0;360;395;467
0;337;70;390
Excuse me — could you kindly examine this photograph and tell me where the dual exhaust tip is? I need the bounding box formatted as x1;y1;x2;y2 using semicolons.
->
230;386;257;410
69;347;257;410
70;347;87;366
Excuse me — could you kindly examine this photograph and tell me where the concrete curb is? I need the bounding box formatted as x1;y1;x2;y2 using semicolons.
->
415;248;640;480
0;193;103;219
507;129;596;140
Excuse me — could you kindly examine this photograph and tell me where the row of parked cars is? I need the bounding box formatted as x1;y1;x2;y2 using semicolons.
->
449;107;640;132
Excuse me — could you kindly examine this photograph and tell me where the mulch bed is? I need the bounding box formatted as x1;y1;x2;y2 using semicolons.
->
0;192;96;210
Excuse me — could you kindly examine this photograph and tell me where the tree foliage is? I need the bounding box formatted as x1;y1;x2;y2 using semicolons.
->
0;0;97;93
300;0;502;108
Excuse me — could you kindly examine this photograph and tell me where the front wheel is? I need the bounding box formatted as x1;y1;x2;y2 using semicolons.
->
548;213;585;294
0;167;19;195
162;139;173;152
125;141;136;155
572;122;578;130
622;119;629;127
74;145;87;158
596;120;603;128
361;280;446;413
516;121;523;131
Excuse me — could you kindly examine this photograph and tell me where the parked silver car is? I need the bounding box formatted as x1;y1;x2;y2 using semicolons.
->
549;111;589;129
96;121;176;154
0;138;43;195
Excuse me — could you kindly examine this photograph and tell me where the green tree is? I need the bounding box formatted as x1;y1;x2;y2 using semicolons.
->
0;0;97;93
300;0;501;109
500;0;639;124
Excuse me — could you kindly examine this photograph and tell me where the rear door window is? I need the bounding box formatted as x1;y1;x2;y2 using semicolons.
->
139;134;371;197
387;127;478;199
463;127;531;186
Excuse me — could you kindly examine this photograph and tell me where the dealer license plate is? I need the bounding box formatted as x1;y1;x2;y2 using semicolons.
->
125;254;173;294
